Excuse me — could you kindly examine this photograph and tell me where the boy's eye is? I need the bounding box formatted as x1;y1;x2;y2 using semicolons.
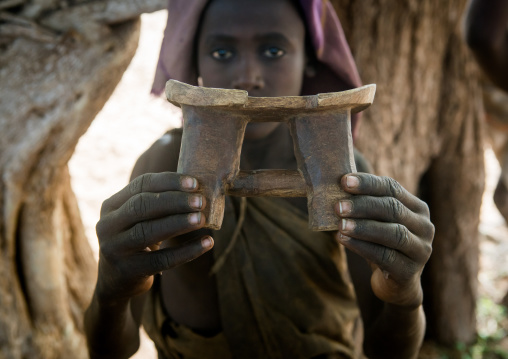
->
211;48;234;60
263;46;285;58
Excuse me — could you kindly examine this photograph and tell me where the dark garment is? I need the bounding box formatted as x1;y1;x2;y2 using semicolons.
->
142;167;364;358
212;196;362;359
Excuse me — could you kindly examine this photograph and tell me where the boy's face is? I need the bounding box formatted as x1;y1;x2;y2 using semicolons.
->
197;0;307;139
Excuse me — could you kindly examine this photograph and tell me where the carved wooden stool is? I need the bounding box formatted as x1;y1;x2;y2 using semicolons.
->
166;80;376;231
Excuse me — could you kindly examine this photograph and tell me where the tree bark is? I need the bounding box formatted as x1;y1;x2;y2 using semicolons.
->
0;0;484;355
0;1;165;357
331;0;484;346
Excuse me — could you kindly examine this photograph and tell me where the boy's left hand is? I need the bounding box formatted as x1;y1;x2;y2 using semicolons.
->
335;173;434;308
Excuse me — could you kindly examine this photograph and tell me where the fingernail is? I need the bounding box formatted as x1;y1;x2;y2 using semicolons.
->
182;177;197;190
189;212;201;225
189;195;203;209
339;200;352;214
346;176;359;188
338;233;351;242
202;236;214;249
342;218;355;232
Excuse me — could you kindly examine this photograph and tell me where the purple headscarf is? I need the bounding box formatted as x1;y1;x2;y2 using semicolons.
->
151;0;363;136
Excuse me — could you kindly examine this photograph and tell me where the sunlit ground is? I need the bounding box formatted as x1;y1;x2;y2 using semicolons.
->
69;10;508;359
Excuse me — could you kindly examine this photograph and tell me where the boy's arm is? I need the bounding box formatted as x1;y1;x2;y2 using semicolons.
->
84;131;211;358
346;248;426;359
83;153;153;359
364;303;425;358
465;0;508;92
341;152;432;358
84;147;158;359
84;292;144;359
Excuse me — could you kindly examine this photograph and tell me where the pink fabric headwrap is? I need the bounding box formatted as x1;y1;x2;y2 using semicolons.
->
151;0;362;136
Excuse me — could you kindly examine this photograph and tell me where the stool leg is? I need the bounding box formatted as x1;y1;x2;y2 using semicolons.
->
289;109;356;231
178;105;248;229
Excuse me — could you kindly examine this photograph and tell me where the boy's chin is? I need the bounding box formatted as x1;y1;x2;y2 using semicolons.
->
244;122;281;141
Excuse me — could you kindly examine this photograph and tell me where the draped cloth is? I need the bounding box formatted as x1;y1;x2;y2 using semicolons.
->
212;196;361;359
151;0;363;138
142;277;231;359
142;179;363;358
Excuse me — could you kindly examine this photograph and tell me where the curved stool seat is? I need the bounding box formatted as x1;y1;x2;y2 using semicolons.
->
166;80;376;231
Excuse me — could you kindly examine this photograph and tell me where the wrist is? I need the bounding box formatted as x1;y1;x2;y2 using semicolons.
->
384;301;423;316
93;281;130;309
382;302;426;337
373;271;423;308
396;278;424;309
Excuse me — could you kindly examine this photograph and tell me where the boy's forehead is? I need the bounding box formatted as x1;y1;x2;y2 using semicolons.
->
200;0;304;37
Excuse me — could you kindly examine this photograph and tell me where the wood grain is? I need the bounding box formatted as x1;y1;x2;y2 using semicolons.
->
167;80;375;231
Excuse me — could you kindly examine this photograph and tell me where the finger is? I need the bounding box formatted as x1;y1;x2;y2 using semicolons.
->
341;173;430;216
110;212;207;253
136;236;214;276
338;218;432;263
98;191;205;236
336;235;418;284
336;195;430;236
101;172;199;215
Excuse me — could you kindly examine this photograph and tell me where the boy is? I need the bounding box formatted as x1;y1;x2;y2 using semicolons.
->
84;1;434;358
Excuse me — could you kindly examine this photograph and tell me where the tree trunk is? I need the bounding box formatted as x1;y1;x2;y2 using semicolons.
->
0;1;165;357
331;0;484;346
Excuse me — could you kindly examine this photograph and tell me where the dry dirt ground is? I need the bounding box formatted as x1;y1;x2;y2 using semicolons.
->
69;10;508;359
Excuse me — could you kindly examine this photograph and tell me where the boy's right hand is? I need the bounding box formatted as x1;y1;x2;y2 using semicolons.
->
94;172;213;306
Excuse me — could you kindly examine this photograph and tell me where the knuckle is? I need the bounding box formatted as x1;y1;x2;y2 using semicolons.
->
380;247;397;266
129;173;153;195
96;215;116;240
129;175;143;195
95;219;107;238
128;194;148;218
427;222;436;240
423;242;433;260
419;219;435;243
420;201;431;217
395;224;410;249
99;240;116;262
100;198;113;216
388;197;405;221
391;182;403;198
131;222;148;248
140;173;153;192
384;176;403;198
421;230;433;258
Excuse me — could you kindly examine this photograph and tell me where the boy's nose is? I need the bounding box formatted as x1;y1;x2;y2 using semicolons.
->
232;58;265;92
